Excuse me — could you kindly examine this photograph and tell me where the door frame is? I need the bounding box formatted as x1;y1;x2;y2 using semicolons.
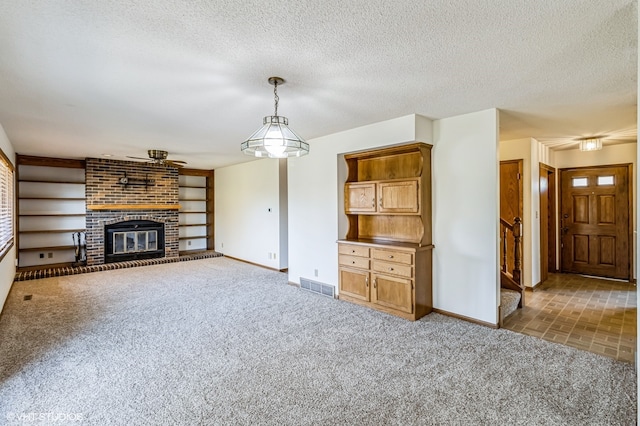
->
539;163;557;281
558;163;633;280
500;160;524;279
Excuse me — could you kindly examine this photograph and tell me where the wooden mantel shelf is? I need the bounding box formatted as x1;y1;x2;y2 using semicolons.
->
87;204;181;211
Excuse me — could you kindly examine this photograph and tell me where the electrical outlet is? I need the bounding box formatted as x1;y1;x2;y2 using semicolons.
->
273;253;276;260
188;241;192;246
314;269;318;277
221;242;223;248
39;253;44;259
48;253;53;258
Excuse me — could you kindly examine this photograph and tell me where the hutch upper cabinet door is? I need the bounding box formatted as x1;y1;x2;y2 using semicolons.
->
345;182;376;213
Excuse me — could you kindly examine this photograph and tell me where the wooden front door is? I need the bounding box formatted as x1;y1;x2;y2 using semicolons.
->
560;165;631;280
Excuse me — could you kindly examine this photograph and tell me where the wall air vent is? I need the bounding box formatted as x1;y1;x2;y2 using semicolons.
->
299;277;336;299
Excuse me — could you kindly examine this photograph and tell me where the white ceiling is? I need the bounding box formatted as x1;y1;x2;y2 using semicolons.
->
0;0;636;169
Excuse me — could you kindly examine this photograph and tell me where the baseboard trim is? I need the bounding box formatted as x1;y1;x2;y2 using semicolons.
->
525;281;543;292
224;256;288;272
432;308;498;329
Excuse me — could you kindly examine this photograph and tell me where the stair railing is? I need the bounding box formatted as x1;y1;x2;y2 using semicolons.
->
500;216;522;285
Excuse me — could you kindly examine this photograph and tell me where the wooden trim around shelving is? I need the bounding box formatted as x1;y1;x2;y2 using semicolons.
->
17;155;86;169
19;245;76;252
20;229;86;234
179;236;207;240
87;204;181;211
19;179;85;184
19;213;85;217
179;168;214;177
20;197;86;201
206;171;215;250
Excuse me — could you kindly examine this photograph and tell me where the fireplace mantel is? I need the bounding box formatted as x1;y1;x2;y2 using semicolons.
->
87;204;181;211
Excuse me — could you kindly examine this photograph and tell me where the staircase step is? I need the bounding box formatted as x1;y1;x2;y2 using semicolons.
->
500;288;521;321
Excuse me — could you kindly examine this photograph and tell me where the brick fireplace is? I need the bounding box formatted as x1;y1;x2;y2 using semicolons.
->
85;158;179;266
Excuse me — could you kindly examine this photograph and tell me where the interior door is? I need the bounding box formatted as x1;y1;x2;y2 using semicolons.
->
560;165;631;280
500;160;523;275
539;164;557;282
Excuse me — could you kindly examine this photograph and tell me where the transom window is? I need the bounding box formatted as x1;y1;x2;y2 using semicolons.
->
597;175;614;186
571;177;588;187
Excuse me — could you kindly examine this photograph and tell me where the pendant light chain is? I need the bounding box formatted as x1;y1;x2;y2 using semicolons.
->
273;80;279;116
240;76;309;158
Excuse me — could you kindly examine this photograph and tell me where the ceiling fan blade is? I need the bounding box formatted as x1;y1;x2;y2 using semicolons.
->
169;160;187;164
165;160;185;168
126;156;152;161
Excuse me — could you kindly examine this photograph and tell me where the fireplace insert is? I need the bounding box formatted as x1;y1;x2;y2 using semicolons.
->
104;220;165;263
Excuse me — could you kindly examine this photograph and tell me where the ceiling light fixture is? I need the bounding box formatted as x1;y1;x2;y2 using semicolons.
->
241;77;309;158
579;138;602;152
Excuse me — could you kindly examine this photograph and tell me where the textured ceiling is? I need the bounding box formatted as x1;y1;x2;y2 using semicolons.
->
0;0;636;169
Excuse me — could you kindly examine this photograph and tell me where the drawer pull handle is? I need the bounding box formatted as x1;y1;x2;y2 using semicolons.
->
372;199;375;207
389;267;394;271
351;250;355;253
373;278;377;288
352;261;356;264
365;276;369;287
388;255;394;259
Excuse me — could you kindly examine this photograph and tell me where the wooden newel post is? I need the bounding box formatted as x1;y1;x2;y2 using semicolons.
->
502;227;508;273
512;216;522;284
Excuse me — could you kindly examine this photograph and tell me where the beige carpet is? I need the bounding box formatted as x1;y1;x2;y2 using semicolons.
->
0;257;636;425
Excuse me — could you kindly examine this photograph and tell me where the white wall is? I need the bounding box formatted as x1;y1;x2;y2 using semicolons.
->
288;111;500;325
288;114;421;287
215;158;286;269
0;123;16;314
555;143;637;279
219;111;501;324
432;109;499;324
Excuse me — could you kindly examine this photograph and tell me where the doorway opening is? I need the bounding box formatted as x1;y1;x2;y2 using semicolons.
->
539;164;556;283
559;164;632;280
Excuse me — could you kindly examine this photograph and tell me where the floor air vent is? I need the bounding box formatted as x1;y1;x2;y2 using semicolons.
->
300;278;335;298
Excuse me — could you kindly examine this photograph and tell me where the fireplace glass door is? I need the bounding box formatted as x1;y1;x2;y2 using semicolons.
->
113;230;158;254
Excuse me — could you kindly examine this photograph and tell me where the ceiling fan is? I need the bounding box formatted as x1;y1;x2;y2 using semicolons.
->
127;150;187;168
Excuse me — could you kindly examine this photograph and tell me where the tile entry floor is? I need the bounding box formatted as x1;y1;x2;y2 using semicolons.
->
503;273;636;363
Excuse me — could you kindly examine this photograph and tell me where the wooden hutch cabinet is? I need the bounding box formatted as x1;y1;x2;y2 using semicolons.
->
338;143;433;321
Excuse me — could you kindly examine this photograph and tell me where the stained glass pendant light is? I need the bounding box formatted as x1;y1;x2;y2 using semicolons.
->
241;77;309;158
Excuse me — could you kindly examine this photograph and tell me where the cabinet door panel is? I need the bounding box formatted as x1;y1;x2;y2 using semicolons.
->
372;274;413;313
345;182;376;213
339;268;370;301
378;179;420;214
